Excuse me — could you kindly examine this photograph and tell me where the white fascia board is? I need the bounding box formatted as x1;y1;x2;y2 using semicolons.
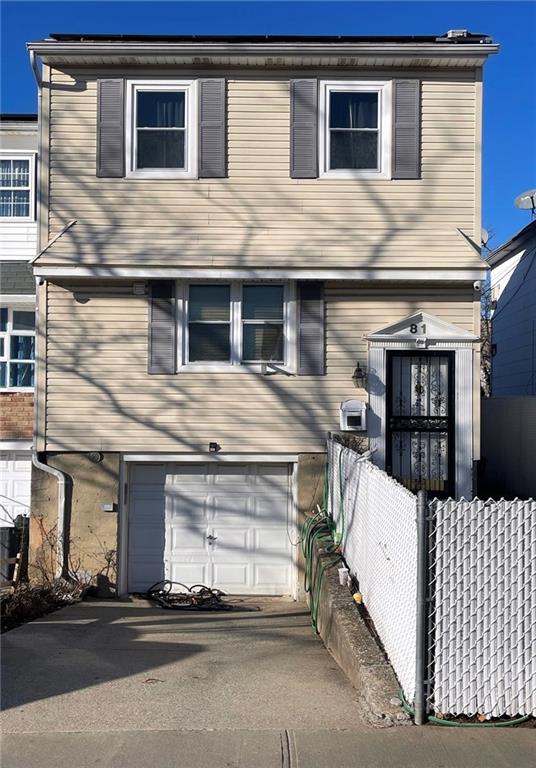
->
34;266;487;281
0;294;36;304
0;440;33;451
123;453;300;463
28;41;499;62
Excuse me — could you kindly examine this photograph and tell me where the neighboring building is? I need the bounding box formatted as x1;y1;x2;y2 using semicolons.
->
488;219;536;396
27;32;498;594
481;219;536;498
0;115;38;527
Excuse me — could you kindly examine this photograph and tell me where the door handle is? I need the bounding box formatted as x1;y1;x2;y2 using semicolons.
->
206;534;218;544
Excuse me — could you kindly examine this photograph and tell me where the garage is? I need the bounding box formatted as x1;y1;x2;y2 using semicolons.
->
127;462;294;595
0;450;32;527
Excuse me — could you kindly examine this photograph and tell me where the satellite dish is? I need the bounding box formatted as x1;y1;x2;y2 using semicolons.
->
481;228;489;246
514;189;536;211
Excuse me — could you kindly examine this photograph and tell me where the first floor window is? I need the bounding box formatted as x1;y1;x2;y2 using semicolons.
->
320;81;391;178
0;307;35;388
0;157;33;218
241;285;284;363
188;284;231;362
127;81;195;177
182;282;291;368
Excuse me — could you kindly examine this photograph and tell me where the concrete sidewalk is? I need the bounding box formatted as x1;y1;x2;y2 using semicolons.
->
1;600;533;767
3;727;535;768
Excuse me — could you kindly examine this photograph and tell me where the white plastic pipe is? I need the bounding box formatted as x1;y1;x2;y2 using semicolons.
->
31;451;67;578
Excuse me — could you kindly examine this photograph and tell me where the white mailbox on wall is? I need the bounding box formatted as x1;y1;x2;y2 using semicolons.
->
340;399;367;432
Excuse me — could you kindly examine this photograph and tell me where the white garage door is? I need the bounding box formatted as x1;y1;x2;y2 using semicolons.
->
128;463;294;595
0;451;32;527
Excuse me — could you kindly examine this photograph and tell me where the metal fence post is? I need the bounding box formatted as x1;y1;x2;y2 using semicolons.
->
414;489;429;725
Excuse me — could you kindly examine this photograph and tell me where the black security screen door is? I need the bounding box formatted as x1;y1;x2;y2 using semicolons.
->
386;351;455;497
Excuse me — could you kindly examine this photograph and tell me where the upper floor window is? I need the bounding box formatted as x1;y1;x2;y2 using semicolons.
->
319;81;392;179
180;282;295;371
0;306;35;389
0;156;35;219
126;81;197;179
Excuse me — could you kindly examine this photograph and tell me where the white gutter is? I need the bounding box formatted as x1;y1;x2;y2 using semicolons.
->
32;451;67;579
27;41;500;58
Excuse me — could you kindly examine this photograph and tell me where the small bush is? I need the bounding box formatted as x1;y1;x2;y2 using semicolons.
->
1;580;85;633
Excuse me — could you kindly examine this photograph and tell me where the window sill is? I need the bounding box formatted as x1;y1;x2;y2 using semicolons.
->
126;170;198;180
0;217;35;223
0;387;34;393
177;363;295;375
319;170;392;180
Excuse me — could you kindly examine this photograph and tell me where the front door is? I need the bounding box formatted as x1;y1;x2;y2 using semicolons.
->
386;352;455;497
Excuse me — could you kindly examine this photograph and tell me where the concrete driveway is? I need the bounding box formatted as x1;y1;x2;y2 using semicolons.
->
1;597;367;733
2;598;534;767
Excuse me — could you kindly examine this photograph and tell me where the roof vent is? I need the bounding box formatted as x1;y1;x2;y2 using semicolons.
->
447;29;469;39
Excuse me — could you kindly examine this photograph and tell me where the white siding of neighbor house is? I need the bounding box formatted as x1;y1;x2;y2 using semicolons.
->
491;241;536;396
42;280;477;452
38;66;482;269
0;126;38;261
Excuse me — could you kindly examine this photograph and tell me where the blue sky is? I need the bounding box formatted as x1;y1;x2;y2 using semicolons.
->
1;0;534;245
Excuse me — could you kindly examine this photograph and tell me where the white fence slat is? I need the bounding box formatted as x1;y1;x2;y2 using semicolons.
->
430;497;536;718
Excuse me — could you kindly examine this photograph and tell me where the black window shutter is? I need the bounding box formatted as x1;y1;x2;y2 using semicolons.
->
148;281;176;374
392;80;421;180
298;282;325;375
290;79;318;179
96;79;125;178
198;79;226;178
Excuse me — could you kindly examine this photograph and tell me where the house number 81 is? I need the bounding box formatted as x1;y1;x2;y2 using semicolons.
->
410;323;426;334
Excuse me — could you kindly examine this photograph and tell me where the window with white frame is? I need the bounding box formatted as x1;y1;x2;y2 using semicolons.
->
319;81;392;178
126;81;197;178
0;156;34;219
181;282;294;369
0;307;35;389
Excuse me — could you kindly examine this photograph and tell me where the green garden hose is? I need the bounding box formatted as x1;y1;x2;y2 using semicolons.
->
302;454;344;631
398;690;531;727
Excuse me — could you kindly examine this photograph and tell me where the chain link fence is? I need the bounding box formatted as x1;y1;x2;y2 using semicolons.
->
427;497;536;719
327;437;536;720
328;438;418;702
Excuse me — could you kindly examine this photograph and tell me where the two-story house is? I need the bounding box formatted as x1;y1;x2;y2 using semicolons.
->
0;114;38;528
27;32;498;595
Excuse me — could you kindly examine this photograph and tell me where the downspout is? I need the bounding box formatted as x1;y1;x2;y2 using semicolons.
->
31;451;67;579
29;48;42;89
28;50;68;579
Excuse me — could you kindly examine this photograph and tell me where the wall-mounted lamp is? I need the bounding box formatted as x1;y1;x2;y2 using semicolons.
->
352;361;367;389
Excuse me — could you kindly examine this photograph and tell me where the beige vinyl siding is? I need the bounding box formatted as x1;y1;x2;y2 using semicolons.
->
40;67;481;269
44;280;476;451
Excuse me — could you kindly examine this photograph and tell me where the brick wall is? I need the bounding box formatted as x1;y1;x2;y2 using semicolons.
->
0;393;33;438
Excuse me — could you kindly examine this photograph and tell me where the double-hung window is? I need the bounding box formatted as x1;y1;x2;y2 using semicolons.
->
0;156;34;219
0;307;35;389
126;81;197;178
319;81;392;179
181;282;295;370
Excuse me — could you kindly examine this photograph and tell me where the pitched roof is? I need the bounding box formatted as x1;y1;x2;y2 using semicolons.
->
487;220;536;267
